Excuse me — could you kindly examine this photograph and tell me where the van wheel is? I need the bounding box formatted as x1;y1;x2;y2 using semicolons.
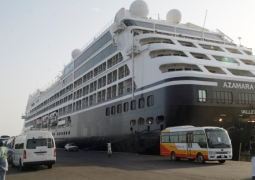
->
171;151;180;161
19;160;24;171
197;153;205;164
47;164;52;169
218;160;226;164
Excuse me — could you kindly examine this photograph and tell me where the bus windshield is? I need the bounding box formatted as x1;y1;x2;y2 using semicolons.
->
205;129;231;148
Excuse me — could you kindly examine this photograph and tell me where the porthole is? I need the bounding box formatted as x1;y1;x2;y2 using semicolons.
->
130;120;136;126
156;116;165;123
146;117;154;125
117;104;122;113
138;117;145;125
106;107;110;116
124;102;129;112
147;95;154;107
131;100;136;110
111;106;116;114
139;98;145;108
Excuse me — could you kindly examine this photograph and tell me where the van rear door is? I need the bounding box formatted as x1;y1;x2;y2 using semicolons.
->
26;138;48;162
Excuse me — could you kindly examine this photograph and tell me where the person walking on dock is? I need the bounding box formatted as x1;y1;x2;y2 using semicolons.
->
0;141;13;180
107;143;112;157
250;135;255;179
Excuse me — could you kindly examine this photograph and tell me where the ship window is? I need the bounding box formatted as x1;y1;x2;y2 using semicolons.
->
243;50;253;56
239;59;255;66
124;102;129;112
146;117;154;125
227;69;255;77
111;106;116;115
161;132;170;143
147;95;154;107
150;50;187;58
140;38;174;46
190;52;210;60
117;104;122;113
238;92;255;104
213;55;238;64
106;107;110;116
138;117;145;125
199;44;223;52
130;120;136;126
131;100;136;110
198;90;206;102
139;98;145;108
225;48;242;54
178;41;196;48
213;91;233;104
74;44;117;79
156;116;165;123
204;66;226;74
160;63;202;73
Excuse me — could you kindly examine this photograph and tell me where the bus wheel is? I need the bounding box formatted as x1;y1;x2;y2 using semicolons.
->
171;151;180;161
218;160;225;164
197;153;205;164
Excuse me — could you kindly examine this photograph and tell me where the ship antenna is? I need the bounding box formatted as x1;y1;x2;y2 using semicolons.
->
238;37;242;46
201;10;208;41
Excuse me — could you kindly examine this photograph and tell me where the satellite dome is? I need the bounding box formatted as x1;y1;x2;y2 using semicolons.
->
130;0;149;18
166;9;182;24
71;49;81;59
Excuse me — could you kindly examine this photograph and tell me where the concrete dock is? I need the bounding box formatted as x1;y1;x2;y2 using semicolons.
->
7;149;252;180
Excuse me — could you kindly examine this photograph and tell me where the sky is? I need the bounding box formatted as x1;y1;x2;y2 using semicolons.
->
0;0;254;136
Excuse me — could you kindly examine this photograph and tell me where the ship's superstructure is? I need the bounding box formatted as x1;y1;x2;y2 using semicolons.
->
22;0;255;159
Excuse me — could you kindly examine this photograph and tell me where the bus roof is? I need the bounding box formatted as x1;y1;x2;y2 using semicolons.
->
163;126;224;132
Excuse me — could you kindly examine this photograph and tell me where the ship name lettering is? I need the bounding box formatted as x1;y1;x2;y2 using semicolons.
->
241;110;255;114
223;82;254;90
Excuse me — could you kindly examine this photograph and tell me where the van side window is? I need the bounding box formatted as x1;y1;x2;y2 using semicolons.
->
15;143;24;149
47;139;54;148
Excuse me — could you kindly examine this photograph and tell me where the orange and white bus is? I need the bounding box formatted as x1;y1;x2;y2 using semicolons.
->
160;126;232;163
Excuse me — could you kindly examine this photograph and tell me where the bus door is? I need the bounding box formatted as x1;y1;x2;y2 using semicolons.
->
187;133;193;158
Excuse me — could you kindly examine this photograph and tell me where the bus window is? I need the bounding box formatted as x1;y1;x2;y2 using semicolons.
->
161;132;170;143
178;132;186;143
170;132;178;143
193;131;206;142
206;129;231;148
193;131;207;148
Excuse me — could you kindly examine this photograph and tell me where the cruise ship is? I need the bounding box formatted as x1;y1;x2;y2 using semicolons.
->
22;0;255;160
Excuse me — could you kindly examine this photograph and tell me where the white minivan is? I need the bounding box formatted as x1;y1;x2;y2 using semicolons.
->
12;130;56;170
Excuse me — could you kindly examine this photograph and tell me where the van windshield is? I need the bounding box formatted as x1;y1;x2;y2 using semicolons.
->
27;138;54;149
